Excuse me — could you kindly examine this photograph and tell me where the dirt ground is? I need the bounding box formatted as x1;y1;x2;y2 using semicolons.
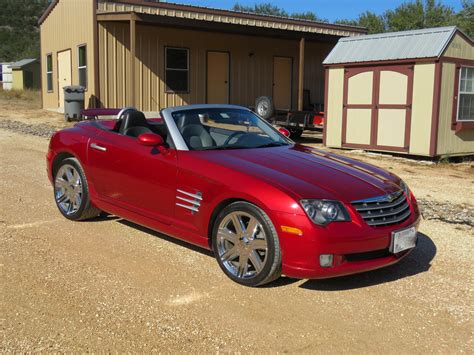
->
1;92;473;352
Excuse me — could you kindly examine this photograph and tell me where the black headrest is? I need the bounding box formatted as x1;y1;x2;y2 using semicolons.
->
119;111;149;134
177;113;201;130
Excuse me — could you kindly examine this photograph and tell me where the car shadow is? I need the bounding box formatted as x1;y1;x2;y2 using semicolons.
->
117;219;214;258
298;232;436;291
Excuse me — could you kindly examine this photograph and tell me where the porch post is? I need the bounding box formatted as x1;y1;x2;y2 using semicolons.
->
298;37;305;111
130;12;136;107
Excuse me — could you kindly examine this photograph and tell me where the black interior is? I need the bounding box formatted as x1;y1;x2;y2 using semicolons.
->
176;113;216;150
109;110;172;147
119;111;153;137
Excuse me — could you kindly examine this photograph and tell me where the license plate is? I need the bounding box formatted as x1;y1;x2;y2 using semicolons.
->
390;226;417;254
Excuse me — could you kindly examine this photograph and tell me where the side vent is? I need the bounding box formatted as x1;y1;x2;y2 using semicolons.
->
176;189;202;213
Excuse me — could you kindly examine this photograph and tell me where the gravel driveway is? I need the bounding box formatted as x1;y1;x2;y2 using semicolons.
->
0;109;473;351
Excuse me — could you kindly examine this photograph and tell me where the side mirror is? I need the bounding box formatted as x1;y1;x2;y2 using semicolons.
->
138;133;164;146
138;133;168;153
278;127;290;137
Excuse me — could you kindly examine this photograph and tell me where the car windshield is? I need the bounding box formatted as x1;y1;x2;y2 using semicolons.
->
171;108;290;151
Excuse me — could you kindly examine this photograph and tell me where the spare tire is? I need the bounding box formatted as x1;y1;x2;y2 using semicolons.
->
255;96;274;120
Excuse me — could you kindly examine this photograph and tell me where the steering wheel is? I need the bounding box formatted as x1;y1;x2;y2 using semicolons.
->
223;131;246;145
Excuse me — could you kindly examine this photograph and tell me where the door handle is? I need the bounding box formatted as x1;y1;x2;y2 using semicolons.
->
90;142;107;152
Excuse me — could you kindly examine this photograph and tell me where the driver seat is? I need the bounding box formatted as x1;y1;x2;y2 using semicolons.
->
177;114;215;149
119;111;153;138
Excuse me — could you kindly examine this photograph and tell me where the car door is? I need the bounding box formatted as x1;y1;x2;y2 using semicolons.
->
87;130;177;224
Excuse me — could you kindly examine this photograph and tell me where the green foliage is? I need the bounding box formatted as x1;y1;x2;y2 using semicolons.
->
234;0;473;37
233;3;326;22
455;0;474;37
0;0;50;62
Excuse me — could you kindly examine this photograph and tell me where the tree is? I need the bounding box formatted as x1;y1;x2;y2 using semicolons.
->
454;0;473;37
0;0;50;62
337;11;385;34
232;3;325;21
385;0;454;31
233;3;288;17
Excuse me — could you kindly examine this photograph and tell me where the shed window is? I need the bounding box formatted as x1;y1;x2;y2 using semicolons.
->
457;66;474;121
0;66;3;83
46;54;53;92
78;45;87;88
165;47;189;92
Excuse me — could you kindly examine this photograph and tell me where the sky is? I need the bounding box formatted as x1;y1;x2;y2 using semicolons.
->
172;0;464;22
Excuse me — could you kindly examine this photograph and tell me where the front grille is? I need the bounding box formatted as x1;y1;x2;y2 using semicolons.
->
351;190;411;227
345;249;391;262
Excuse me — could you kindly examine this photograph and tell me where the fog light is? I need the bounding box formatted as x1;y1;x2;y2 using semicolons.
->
319;254;334;268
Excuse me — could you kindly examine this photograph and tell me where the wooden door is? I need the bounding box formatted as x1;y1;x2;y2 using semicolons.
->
375;67;413;150
207;51;229;104
57;49;71;107
342;65;413;152
273;57;292;110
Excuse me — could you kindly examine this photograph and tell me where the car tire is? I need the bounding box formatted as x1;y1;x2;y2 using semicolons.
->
288;128;303;139
53;157;101;221
212;201;282;287
255;96;274;120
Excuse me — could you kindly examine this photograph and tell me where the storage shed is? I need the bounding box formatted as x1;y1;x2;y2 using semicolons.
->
39;0;365;112
323;27;474;158
11;59;41;90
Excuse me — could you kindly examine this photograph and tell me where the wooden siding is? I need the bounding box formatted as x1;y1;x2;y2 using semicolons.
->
409;63;435;156
443;33;474;61
324;68;344;147
40;0;95;109
437;62;474;156
98;22;331;111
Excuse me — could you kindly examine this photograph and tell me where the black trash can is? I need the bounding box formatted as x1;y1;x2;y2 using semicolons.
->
63;86;85;121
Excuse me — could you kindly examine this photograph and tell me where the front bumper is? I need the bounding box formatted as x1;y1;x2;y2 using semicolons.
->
274;205;421;280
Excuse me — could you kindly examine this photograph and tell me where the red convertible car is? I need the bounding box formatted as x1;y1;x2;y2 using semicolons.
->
47;105;420;286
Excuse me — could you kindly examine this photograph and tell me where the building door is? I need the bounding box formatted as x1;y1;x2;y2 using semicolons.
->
342;65;413;152
57;49;71;108
207;51;229;104
273;57;292;110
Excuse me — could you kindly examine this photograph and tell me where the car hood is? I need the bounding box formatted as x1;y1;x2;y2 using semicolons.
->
199;144;402;203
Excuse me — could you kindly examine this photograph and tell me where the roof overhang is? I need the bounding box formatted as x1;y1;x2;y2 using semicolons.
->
95;0;366;41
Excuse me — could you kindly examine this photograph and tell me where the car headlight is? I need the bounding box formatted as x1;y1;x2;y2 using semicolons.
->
300;199;351;225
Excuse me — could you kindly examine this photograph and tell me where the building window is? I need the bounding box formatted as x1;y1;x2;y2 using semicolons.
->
165;47;189;92
78;45;87;88
0;66;3;83
457;66;474;121
46;54;53;92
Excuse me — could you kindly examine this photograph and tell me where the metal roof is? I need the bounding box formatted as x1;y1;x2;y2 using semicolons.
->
323;26;465;65
11;58;38;69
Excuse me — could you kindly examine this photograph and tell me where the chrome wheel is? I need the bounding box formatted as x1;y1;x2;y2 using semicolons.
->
54;164;83;215
216;211;268;279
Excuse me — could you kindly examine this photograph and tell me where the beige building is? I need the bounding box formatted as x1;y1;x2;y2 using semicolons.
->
39;0;365;113
323;27;474;158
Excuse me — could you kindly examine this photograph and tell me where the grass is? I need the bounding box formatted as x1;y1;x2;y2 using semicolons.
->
0;89;41;109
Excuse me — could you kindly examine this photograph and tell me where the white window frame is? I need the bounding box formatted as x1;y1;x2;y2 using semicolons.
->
165;47;189;93
46;53;53;92
456;66;474;122
78;44;87;89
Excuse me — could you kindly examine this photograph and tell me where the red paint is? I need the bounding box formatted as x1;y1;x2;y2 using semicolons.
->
47;120;421;279
278;127;290;137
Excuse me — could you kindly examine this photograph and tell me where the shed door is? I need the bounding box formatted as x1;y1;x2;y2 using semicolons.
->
207;51;229;104
342;65;413;152
273;57;292;110
58;49;72;108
